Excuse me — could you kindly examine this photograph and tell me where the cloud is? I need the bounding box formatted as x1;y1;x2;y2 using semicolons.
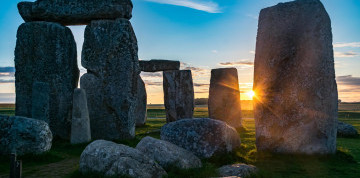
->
212;50;218;53
145;0;221;13
144;80;163;86
249;51;255;54
334;51;358;58
141;72;163;78
337;75;360;87
333;42;360;48
0;79;15;83
246;14;258;20
194;83;209;87
0;67;15;73
218;60;254;67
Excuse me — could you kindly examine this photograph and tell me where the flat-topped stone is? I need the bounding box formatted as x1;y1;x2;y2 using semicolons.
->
71;88;91;144
139;60;180;72
18;0;133;26
135;76;147;126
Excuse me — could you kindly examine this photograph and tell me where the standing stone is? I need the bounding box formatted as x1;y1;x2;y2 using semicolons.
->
0;115;52;156
81;19;140;140
253;0;338;154
15;22;79;139
163;70;194;123
139;59;180;72
18;0;133;26
71;88;91;144
136;76;147;126
208;68;242;128
31;82;50;123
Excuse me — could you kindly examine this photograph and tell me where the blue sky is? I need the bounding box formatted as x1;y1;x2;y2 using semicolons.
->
0;0;359;103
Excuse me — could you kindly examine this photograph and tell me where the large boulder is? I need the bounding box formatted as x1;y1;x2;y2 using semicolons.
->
253;0;338;154
136;136;202;169
139;59;180;72
80;140;167;178
15;21;79;139
337;121;358;137
217;164;258;177
208;68;242;128
71;88;91;144
31;82;50;123
135;76;147;126
81;19;140;140
0;115;52;155
160;118;241;158
163;70;194;123
18;0;133;26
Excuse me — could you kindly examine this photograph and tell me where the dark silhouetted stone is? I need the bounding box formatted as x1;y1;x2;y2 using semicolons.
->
217;164;257;178
15;22;79;139
81;19;139;140
337;121;358;137
31;82;50;123
71;88;91;144
18;0;133;26
253;0;338;154
139;60;180;72
136;76;147;126
208;68;242;128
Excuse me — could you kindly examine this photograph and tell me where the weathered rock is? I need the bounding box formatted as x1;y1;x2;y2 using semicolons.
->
18;0;133;26
80;140;167;178
81;19;140;140
0;115;52;155
31;82;50;123
139;59;180;72
253;0;338;154
136;136;202;169
337;121;358;137
208;68;242;128
15;22;79;139
161;118;241;158
136;76;147;126
163;70;194;123
217;164;257;177
71;88;91;144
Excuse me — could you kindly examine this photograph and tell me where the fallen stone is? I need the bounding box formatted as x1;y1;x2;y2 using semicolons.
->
161;118;241;158
81;19;140;140
135;76;147;126
139;59;180;72
0;115;52;155
15;21;79;139
253;0;338;154
163;70;194;123
80;140;167;178
18;0;133;26
31;82;50;123
71;88;91;144
217;164;257;177
337;121;358;137
208;68;242;128
136;136;202;169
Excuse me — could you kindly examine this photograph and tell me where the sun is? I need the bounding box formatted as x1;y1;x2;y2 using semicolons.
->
246;90;256;98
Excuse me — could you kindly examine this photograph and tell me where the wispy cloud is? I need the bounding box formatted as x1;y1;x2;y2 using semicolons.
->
337;75;360;87
218;60;254;67
145;0;221;13
0;67;15;73
333;42;360;48
334;51;358;58
0;79;15;83
211;50;218;53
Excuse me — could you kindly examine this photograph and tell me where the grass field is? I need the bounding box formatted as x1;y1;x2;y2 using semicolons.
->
0;104;359;177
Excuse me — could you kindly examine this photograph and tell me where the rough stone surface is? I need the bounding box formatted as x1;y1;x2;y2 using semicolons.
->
139;59;180;72
71;89;91;144
81;19;140;140
31;82;50;123
80;140;167;178
163;70;194;123
0;115;52;155
337;121;358;137
253;0;338;154
209;68;242;128
217;164;258;177
18;0;133;26
136;136;202;169
15;22;79;139
161;118;241;158
135;76;147;126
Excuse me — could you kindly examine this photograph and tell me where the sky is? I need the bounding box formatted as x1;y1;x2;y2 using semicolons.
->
0;0;359;104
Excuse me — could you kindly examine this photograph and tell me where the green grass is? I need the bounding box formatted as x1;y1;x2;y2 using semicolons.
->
1;107;360;177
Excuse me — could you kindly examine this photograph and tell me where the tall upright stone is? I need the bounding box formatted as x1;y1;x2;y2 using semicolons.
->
163;70;194;123
81;18;140;140
31;82;50;123
15;22;79;139
253;0;338;154
208;68;242;128
136;76;147;126
71;88;91;144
